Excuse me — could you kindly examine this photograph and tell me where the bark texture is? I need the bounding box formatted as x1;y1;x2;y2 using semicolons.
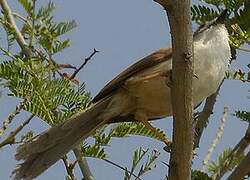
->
155;1;194;180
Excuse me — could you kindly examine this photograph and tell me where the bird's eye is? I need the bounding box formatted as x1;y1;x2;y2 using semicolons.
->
194;22;209;36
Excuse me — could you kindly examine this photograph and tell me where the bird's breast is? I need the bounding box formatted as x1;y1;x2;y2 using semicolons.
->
125;75;172;119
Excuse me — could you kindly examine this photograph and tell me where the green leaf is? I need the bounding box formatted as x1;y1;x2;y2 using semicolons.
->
223;0;244;11
0;16;16;49
225;70;249;82
192;170;212;180
52;39;70;54
81;143;107;159
236;111;250;122
124;168;130;180
36;2;55;20
110;122;167;141
137;149;160;177
93;133;112;146
0;52;91;125
124;147;148;180
20;131;34;142
208;148;245;175
18;0;33;15
191;5;219;24
55;21;77;36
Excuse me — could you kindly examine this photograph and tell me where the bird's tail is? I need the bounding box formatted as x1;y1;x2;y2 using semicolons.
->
12;96;113;180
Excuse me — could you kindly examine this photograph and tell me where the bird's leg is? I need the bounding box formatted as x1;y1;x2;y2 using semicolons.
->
166;70;173;88
134;110;172;148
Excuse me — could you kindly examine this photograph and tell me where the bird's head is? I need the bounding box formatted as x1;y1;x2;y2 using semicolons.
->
194;9;230;44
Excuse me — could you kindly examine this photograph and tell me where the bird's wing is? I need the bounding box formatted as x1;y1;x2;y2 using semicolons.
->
92;48;172;103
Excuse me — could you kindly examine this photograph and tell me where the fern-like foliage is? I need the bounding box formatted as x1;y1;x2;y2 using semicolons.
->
0;16;15;50
80;142;107;159
0;55;91;125
208;148;244;176
71;120;168;162
18;0;33;16
0;0;90;126
13;1;77;55
191;5;219;24
110;122;167;141
91;121;168;148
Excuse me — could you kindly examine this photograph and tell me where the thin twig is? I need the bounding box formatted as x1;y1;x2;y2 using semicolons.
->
62;155;76;180
69;48;99;80
0;101;25;138
201;107;229;171
34;49;78;80
0;0;32;57
213;123;250;180
0;114;34;148
103;159;142;180
194;87;221;149
237;46;250;52
73;146;94;180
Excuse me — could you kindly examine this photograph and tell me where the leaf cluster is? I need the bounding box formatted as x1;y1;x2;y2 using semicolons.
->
191;170;212;180
208;148;244;176
124;148;160;180
0;0;76;55
0;0;90;126
78;122;166;161
0;55;91;125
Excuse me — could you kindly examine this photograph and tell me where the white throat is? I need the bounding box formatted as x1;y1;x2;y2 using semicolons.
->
193;24;231;104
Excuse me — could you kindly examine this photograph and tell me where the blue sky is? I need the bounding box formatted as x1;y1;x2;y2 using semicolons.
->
0;1;249;179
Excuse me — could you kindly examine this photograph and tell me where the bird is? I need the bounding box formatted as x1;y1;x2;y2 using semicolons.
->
12;10;231;180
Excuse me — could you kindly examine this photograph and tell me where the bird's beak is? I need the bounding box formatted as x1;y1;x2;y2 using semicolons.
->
215;9;229;24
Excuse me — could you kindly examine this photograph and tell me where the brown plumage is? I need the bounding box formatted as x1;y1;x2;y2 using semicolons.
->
93;48;172;103
13;48;173;180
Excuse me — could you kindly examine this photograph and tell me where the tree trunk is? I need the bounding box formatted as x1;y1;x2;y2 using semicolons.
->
155;1;194;179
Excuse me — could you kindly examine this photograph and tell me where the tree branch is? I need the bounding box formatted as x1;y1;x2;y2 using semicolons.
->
202;107;229;171
0;102;25;138
103;159;142;180
73;146;94;180
154;0;173;9
194;83;222;149
227;150;250;180
0;0;32;58
155;1;194;180
62;155;77;180
0;114;34;148
69;48;99;80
